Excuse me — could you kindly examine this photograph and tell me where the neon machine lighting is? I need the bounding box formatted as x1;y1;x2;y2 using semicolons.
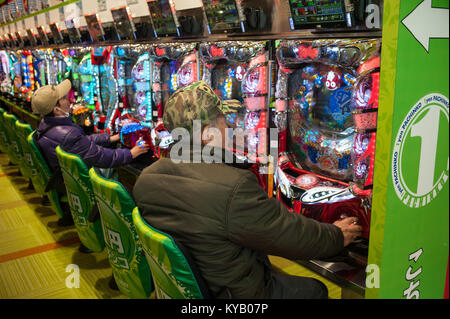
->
199;41;270;190
131;50;152;126
19;50;34;102
109;45;151;140
45;49;59;86
72;48;95;133
9;51;22;96
0;51;12;93
78;52;98;133
274;39;381;240
31;49;47;89
90;46;118;133
79;53;96;108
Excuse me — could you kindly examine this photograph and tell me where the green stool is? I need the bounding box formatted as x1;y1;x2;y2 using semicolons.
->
2;112;22;167
15;120;34;179
0;108;10;153
89;167;153;298
56;146;104;253
132;207;211;299
28;132;68;219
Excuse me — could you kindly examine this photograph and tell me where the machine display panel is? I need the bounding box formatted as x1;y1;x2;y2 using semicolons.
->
65;19;82;43
203;0;242;34
49;23;64;44
111;7;136;40
85;14;105;41
36;26;49;45
147;0;178;37
288;0;345;29
26;29;37;46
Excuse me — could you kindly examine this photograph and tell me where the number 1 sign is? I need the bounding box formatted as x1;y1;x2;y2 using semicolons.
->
367;0;449;299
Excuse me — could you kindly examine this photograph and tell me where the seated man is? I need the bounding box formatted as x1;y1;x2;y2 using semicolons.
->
31;79;149;226
133;81;362;299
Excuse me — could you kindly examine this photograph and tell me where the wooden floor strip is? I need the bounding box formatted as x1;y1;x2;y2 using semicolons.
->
0;236;80;263
0;200;29;211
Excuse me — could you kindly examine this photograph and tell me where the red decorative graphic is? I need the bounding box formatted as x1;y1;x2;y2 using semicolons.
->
155;47;166;56
297;45;319;60
210;46;224;57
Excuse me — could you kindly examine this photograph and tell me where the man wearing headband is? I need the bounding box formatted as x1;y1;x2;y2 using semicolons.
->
133;81;362;299
31;80;149;226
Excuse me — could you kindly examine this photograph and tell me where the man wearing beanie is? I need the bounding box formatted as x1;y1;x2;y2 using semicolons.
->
31;80;149;226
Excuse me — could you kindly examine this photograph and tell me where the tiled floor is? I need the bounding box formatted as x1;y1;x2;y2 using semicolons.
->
0;152;341;299
0;152;128;299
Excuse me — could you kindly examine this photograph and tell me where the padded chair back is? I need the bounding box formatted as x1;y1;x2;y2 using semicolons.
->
89;168;153;299
0;108;9;153
27;132;65;218
56;146;104;253
15;121;34;179
2;112;22;165
132;207;210;299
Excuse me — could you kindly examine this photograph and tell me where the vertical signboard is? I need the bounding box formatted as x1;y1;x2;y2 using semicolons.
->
368;0;449;299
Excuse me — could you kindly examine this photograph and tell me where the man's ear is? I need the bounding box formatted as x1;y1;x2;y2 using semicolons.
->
201;124;213;144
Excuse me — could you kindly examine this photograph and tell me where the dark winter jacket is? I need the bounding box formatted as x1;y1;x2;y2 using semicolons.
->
35;116;132;172
133;148;344;299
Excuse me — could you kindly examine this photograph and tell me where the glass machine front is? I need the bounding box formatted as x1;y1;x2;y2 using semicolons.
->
199;41;270;189
274;39;381;240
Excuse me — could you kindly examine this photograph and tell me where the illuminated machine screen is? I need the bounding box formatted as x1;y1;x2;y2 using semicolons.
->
111;7;136;40
85;14;105;41
36;26;49;45
288;0;345;28
147;0;178;37
26;29;37;46
49;23;63;44
65;19;81;42
203;0;242;33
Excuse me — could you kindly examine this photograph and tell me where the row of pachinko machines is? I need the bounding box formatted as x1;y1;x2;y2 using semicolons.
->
0;38;380;245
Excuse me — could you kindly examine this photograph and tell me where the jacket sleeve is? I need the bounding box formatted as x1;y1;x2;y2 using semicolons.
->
62;128;132;168
87;133;112;147
226;173;344;260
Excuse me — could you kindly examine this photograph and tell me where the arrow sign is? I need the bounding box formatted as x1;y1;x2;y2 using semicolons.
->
402;0;449;52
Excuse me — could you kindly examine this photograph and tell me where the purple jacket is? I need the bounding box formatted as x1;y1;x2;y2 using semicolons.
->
35;116;132;172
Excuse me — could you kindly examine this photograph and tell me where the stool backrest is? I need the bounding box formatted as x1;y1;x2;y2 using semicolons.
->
2;112;22;165
15;121;34;179
0;108;10;153
56;146;104;252
89;167;153;299
28;132;65;218
132;207;210;299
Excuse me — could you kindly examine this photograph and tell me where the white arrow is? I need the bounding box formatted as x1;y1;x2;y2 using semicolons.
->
402;0;449;52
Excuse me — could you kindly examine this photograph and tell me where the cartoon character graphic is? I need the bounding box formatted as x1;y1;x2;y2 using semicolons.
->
325;71;340;91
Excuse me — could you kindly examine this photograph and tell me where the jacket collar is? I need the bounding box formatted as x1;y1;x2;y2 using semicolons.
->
172;143;254;170
35;116;78;139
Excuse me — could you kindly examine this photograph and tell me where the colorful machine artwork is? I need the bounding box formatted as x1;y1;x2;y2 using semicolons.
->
199;41;269;159
148;42;198;121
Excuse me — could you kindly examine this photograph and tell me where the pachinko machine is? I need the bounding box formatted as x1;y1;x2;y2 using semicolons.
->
274;39;381;240
199;41;272;190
